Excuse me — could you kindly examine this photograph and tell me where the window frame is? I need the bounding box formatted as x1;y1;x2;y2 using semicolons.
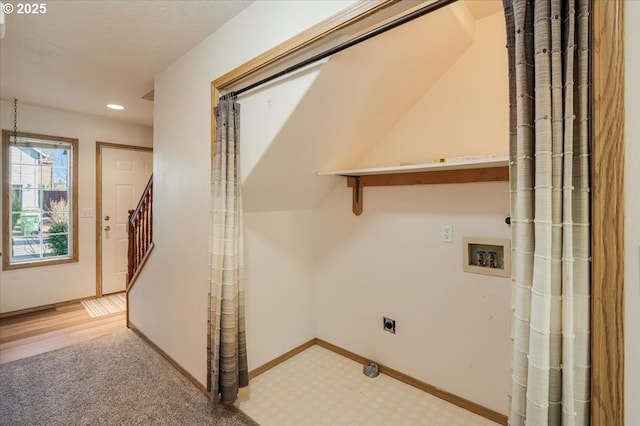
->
2;130;79;270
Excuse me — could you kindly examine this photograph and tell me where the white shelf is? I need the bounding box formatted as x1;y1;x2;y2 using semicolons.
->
317;155;510;216
317;156;510;176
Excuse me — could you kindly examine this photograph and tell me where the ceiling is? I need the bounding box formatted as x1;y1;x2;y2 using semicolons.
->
463;0;503;20
0;0;252;126
0;0;500;128
239;0;505;211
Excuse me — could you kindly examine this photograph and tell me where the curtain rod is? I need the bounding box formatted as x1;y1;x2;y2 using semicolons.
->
219;0;459;101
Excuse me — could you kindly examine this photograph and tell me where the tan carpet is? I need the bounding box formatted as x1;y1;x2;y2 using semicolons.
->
0;329;258;425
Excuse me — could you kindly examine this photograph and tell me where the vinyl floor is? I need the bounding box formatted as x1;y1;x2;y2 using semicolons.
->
235;345;502;426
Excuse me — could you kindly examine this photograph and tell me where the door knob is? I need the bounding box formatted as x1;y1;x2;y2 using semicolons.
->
104;215;110;221
104;226;111;231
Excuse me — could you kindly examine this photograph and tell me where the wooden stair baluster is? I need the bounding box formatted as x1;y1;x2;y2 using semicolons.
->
127;209;135;284
126;175;154;289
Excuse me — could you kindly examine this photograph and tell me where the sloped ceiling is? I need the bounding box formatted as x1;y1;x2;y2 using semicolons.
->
242;1;503;212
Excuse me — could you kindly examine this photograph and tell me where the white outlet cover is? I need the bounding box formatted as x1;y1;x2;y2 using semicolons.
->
441;224;453;243
82;207;94;218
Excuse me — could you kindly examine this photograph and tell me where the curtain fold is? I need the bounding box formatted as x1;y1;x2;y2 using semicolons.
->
503;1;590;425
209;99;249;407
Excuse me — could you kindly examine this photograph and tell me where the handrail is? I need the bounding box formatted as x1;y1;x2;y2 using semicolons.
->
127;174;153;289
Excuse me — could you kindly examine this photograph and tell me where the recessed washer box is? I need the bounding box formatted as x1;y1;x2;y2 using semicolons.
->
463;237;511;278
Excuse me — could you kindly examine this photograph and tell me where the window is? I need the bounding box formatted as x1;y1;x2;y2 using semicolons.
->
2;130;78;269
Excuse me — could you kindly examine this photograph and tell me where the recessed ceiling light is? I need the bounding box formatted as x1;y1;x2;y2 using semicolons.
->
107;104;124;110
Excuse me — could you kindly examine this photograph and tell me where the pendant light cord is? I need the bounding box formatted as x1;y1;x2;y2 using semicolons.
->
13;98;18;143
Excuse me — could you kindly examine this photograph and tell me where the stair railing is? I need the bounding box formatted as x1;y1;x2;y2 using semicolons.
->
127;174;154;289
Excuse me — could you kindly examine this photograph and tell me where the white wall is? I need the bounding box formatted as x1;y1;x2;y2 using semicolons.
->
314;183;511;414
129;0;356;386
625;1;640;424
359;12;508;167
0;101;152;313
244;211;316;368
240;2;477;212
312;10;511;414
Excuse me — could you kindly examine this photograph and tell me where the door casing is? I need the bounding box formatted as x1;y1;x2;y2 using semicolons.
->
95;142;153;297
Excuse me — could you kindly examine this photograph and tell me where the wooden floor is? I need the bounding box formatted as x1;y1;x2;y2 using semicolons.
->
0;302;126;364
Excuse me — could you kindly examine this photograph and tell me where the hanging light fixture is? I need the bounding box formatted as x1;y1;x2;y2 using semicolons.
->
12;98;18;144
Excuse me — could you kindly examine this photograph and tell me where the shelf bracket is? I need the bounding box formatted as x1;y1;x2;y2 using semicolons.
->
347;176;363;216
342;166;509;216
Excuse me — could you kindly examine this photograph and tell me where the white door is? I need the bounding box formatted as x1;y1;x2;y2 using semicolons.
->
101;147;152;295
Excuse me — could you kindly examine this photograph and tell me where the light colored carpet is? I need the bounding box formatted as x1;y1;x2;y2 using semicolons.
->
0;329;258;426
81;293;126;317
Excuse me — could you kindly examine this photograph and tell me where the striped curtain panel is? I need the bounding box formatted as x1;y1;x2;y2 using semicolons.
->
503;1;590;425
209;99;249;407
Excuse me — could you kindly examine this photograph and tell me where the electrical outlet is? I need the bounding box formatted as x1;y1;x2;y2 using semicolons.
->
441;224;453;243
383;317;396;334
